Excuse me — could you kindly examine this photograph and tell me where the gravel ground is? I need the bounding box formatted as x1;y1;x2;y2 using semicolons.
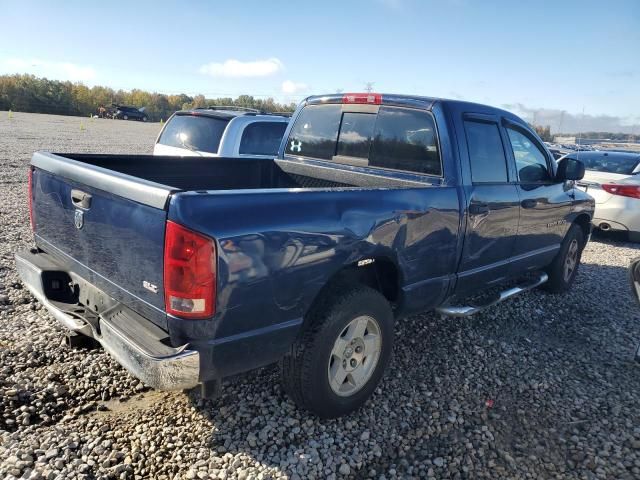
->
1;111;640;480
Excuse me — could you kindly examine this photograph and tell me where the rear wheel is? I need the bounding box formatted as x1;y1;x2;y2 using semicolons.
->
123;114;128;120
543;224;584;293
280;285;393;418
142;116;148;122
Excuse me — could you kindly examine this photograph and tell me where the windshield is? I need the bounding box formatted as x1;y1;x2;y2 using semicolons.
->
158;114;229;154
578;153;640;175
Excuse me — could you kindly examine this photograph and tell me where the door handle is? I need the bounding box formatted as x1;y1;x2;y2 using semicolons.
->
521;199;537;209
70;189;92;209
469;203;489;215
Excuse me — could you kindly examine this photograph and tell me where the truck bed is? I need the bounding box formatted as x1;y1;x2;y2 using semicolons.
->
29;151;440;333
59;153;427;191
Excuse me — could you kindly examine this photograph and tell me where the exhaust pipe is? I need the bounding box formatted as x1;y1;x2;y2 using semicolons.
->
600;223;611;231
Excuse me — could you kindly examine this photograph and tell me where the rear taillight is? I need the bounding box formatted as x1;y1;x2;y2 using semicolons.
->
163;221;216;319
28;167;35;231
342;93;382;105
602;184;640;199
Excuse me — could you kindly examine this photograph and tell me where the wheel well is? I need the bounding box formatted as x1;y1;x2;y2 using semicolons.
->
573;214;591;244
309;257;400;313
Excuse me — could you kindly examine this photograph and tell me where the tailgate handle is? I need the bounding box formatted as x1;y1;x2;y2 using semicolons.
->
71;189;92;209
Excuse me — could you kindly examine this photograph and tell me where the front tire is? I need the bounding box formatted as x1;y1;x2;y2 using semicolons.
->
281;285;394;418
142;116;148;122
543;224;584;293
123;115;129;120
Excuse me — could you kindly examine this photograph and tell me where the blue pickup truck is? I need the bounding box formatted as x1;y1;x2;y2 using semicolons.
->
17;93;593;418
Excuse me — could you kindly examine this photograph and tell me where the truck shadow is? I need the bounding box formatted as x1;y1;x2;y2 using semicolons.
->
185;252;640;478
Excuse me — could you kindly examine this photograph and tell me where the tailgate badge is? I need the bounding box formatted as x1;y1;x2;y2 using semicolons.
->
143;281;159;294
74;210;84;230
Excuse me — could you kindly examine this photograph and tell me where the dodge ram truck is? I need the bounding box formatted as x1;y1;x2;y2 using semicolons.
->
17;93;593;418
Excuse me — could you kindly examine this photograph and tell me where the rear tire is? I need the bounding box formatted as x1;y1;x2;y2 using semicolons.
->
280;285;394;418
123;115;128;120
543;224;584;293
142;116;148;122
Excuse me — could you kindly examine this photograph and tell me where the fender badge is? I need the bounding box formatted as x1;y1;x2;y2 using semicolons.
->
74;209;84;230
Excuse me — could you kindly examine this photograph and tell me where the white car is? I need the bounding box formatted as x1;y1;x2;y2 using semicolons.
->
567;151;640;241
154;107;289;158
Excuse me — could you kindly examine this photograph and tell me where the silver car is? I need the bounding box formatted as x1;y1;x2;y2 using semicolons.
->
567;151;640;242
154;107;290;158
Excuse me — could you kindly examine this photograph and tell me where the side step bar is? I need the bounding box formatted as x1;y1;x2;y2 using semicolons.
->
436;272;548;317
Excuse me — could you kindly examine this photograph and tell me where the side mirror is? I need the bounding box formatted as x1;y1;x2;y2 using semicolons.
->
556;157;585;181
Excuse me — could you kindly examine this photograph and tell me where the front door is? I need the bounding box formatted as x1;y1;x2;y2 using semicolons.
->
503;123;574;273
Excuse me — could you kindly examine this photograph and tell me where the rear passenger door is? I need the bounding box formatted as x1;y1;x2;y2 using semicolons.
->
456;115;520;295
504;122;574;272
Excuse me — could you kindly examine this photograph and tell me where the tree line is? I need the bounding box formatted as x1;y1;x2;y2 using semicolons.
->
0;74;297;121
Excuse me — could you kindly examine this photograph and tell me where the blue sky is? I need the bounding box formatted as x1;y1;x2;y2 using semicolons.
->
1;0;639;132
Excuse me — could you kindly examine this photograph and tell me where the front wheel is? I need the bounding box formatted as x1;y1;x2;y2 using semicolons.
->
123;115;128;120
280;285;394;418
142;116;148;122
543;224;584;293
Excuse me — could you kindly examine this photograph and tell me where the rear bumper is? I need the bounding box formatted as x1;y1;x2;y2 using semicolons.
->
15;249;200;391
593;196;640;233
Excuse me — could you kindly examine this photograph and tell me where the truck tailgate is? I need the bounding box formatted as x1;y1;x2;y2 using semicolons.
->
31;152;173;328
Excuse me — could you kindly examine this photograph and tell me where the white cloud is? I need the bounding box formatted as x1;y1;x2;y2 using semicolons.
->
281;80;308;94
199;58;283;78
2;58;97;82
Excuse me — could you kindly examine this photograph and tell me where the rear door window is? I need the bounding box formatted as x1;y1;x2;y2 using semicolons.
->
158;115;229;154
239;121;288;155
463;120;509;183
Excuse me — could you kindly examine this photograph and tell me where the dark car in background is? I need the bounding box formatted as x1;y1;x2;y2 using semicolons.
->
114;105;148;122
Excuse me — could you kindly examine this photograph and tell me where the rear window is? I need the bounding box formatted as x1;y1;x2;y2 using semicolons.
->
158;114;229;154
287;104;341;160
239;121;288;155
579;154;640;175
286;104;441;176
369;107;440;175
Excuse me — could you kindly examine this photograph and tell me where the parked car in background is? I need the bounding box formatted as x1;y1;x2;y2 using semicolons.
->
17;93;592;418
154;107;290;158
114;105;148;122
630;256;640;361
631;257;640;304
546;145;571;160
565;151;640;241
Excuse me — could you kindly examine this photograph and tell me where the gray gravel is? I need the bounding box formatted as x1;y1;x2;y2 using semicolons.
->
1;111;640;479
